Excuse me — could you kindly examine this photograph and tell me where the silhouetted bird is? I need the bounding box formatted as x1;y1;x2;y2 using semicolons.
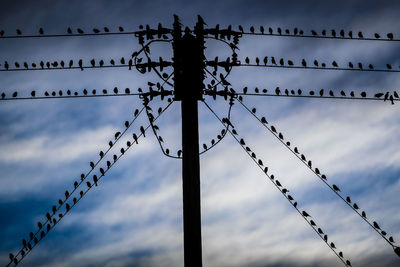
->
140;126;145;137
301;59;307;67
348;62;353;68
311;30;317;36
394;91;399;98
279;58;284;66
332;184;340;192
314;60;318;67
252;108;256;114
263;56;268;65
245;57;249;64
332;61;338;67
250;26;254;33
77;28;84;34
104;27;109;32
389;236;395;243
386;64;392;69
358;31;364;38
260;116;268;124
374;33;380;39
353;203;359;209
331;29;336;37
340;91;346;96
271;57;276;65
387;33;394;40
288;60;294;66
375;93;384;98
358;62;363;69
330;242;336;249
373;221;381;230
302;211;311;217
177;150;182;157
260;26;264;34
119;26;124;32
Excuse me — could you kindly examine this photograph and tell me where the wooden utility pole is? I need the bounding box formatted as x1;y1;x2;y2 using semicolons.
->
173;16;205;267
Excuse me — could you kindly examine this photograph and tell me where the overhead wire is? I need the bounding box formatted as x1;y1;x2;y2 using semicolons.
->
203;100;351;267
235;97;400;254
6;101;173;267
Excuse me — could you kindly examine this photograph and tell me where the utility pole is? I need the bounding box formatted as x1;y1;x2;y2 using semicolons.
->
173;16;205;267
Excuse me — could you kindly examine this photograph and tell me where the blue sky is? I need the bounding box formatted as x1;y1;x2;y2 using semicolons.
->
1;0;400;266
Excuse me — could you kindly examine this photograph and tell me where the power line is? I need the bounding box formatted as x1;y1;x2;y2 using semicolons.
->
235;97;399;252
203;88;400;105
240;31;399;42
234;62;400;73
6;101;173;267
203;100;352;267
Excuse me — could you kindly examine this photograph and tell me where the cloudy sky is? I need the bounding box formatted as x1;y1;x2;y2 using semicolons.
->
1;0;400;266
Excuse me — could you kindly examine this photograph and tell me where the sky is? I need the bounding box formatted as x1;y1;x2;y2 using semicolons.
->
1;0;400;266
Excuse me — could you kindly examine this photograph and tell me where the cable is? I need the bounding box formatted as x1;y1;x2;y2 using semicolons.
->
234;62;400;73
6;101;173;267
5;106;145;266
235;97;399;253
0;92;144;101
203;100;351;267
240;31;400;42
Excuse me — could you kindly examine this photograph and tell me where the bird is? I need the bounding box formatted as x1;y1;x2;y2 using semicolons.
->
311;30;317;36
353;203;359;209
78;59;83;71
275;87;280;95
140;126;146;137
93;175;98;186
133;133;138;144
99;150;104;159
104;27;110;32
348;62;354;68
332;61;338;67
263;56;268;65
317;228;324;234
177;150;182;157
358;31;364;38
389;236;395;243
288;60;294;66
361;92;367;97
275;180;282;187
77;28;84;34
65;190;70;199
114;131;121;140
258;159;263;166
340;90;346;96
313;60;319;67
386;64;392;69
358;62;363;69
332;184;340;192
301;59;307;67
90;161;95;169
346;196;351;203
252;107;256;114
319;89;324;96
331;29;336;37
373;221;381;230
12;91;18;98
277;27;282;35
375;93;384;98
250;26;254;33
271;56;276;65
374;33;380;39
302;211;311;217
67;27;72;34
279;58;284;66
245;57;250;64
330;242;336;249
261;117;268;124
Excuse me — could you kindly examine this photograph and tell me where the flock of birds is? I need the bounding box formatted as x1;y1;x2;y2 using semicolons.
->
216;110;354;266
239;56;400;72
5;100;176;266
0;26;127;37
240;25;396;41
235;98;399;250
0;25;397;42
238;86;400;105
